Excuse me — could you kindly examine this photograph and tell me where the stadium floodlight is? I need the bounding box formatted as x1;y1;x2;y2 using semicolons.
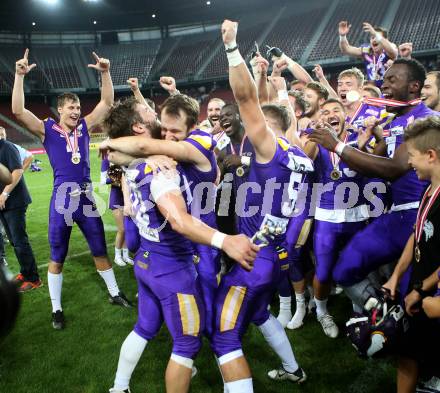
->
93;20;97;25
152;14;156;18
206;1;211;4
44;0;58;4
32;22;36;26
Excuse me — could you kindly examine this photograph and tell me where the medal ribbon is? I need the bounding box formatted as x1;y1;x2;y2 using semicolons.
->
230;135;247;156
346;101;364;126
330;132;348;171
415;185;440;243
53;124;78;157
364;97;421;108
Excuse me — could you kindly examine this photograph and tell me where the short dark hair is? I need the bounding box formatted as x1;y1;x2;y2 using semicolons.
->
221;102;239;114
404;116;440;154
322;98;345;112
261;104;291;132
103;97;144;139
57;92;80;108
373;26;388;39
393;58;426;93
305;81;329;100
161;94;200;130
288;90;306;114
363;85;381;98
427;71;440;91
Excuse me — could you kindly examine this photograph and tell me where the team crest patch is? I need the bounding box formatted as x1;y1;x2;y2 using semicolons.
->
424;220;434;242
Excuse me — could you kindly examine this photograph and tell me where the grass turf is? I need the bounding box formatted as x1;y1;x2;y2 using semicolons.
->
0;154;396;393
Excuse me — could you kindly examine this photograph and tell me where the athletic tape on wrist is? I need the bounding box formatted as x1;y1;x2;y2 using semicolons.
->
278;90;289;101
211;231;226;249
335;142;347;156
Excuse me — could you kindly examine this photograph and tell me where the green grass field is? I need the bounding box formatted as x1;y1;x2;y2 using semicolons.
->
0;154;396;393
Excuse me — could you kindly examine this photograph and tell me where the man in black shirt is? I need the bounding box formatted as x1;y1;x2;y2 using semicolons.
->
0;137;41;291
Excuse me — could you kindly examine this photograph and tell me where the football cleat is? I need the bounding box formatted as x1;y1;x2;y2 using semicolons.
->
276;310;292;328
18;279;43;292
114;256;127;267
191;366;198;378
267;366;307;383
109;292;133;308
13;273;25;285
122;255;134;266
52;310;65;330
317;313;339;338
109;388;131;393
287;299;306;330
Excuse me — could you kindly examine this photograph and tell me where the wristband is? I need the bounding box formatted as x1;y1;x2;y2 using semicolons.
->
240;156;251;166
170;89;181;96
335;142;347;156
277;90;289;101
211;231;226;249
339;35;347;42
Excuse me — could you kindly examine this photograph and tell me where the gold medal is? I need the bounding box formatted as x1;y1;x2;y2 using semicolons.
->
330;169;341;181
414;245;421;263
236;166;245;177
71;154;81;165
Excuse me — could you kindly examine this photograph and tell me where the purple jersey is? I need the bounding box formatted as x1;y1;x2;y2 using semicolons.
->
383;103;438;206
225;134;255;192
43;118;91;189
100;156;112;185
182;129;218;228
346;104;391;133
361;44;390;86
125;161;193;267
238;137;314;245
314;132;368;215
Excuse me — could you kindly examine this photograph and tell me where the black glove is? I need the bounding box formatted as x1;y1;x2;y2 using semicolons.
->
266;46;283;60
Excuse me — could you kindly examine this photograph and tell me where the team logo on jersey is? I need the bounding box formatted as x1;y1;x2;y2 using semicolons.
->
406;116;415;127
424;220;434;242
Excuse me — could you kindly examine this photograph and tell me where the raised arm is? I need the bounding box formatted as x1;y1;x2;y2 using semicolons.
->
309;124;410;180
222;20;276;163
84;52;114;129
267;47;313;84
251;54;270;105
313;64;338;99
127;77;154;111
11;49;45;140
338;21;362;57
363;23;398;60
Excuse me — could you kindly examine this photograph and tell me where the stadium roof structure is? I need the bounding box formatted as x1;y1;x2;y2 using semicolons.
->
0;0;289;32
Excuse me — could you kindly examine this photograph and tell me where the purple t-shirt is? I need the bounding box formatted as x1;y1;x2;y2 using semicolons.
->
361;44;390;87
383;103;438;206
43;118;91;190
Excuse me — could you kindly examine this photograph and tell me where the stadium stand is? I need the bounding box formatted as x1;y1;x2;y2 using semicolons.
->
81;41;161;86
263;7;327;60
390;0;440;52
308;0;390;61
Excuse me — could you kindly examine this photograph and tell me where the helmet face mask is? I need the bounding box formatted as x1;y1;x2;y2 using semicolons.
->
346;292;409;358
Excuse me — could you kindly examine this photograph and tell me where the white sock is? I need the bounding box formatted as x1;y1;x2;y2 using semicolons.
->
258;315;298;373
224;378;253;393
122;248;129;259
307;285;314;298
113;331;148;390
279;296;291;311
48;272;63;312
115;248;122;259
98;268;120;297
315;297;328;317
295;292;306;303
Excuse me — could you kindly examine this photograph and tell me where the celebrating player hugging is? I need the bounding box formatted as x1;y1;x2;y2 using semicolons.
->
2;3;440;393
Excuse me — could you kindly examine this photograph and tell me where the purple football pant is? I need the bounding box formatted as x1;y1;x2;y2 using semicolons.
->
194;244;221;338
133;250;205;359
49;191;107;263
109;186;124;210
211;246;286;357
314;220;367;283
124;216;140;253
333;209;417;286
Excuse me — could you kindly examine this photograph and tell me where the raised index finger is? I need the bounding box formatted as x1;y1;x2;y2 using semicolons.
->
92;52;100;62
24;48;29;60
